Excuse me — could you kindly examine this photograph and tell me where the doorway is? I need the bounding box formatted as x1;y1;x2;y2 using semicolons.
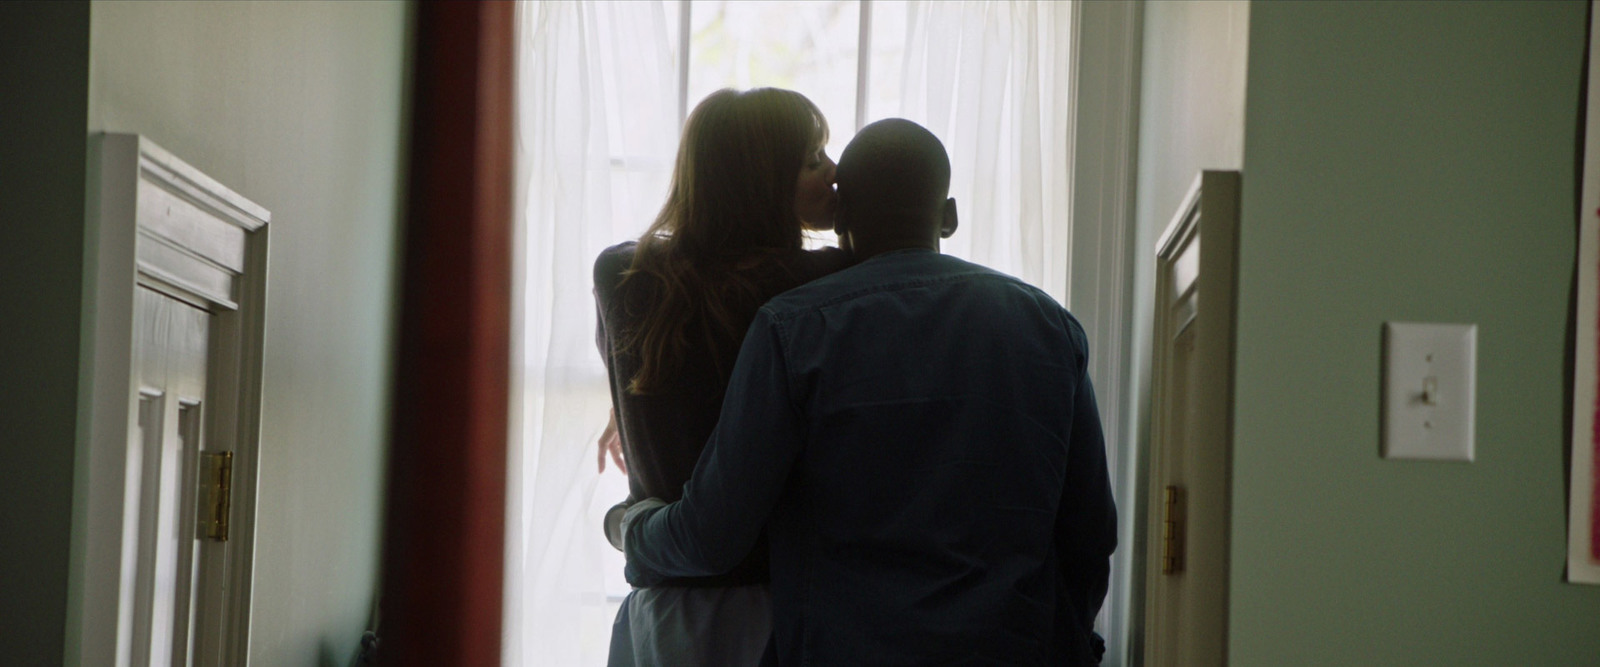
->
72;134;270;667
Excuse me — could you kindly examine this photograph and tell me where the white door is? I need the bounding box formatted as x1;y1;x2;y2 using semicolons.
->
77;135;268;667
1143;171;1240;667
122;287;226;667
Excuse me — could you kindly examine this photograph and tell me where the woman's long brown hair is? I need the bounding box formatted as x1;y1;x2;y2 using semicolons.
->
621;88;829;394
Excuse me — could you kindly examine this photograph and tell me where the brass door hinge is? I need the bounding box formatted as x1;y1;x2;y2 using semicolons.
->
200;451;232;541
1162;485;1184;575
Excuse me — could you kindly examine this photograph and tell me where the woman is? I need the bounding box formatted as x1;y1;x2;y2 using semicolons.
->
593;88;845;666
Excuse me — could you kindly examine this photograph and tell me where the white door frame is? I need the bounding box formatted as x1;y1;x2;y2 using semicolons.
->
1141;171;1240;667
69;133;270;666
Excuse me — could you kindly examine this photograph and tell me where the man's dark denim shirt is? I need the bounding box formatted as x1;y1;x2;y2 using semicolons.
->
624;249;1117;665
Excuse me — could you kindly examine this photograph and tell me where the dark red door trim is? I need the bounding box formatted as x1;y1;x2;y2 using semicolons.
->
381;2;514;665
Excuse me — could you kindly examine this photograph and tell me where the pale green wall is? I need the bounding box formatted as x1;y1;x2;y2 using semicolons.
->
1230;1;1598;664
87;2;411;664
1126;3;1249;663
0;2;90;663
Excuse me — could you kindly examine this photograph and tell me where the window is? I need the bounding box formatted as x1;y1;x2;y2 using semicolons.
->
678;1;899;153
509;3;1140;665
597;0;903;623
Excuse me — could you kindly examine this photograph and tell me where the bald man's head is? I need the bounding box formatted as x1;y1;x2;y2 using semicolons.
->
835;119;957;257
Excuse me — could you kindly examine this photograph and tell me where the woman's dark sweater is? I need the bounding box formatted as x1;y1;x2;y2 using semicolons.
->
593;241;847;588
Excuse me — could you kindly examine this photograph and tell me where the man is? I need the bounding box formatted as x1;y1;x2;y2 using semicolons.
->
618;119;1116;665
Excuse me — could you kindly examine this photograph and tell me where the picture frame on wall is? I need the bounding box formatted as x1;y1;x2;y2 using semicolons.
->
1567;1;1600;586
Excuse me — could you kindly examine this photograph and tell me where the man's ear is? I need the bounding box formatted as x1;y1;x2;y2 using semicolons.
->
939;197;958;239
833;197;853;253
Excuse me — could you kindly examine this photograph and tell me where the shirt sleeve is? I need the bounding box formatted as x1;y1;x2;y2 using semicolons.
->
623;308;807;585
1054;320;1118;661
594;249;638;517
592;253;613;366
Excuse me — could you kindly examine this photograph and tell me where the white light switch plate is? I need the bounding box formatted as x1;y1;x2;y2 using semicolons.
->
1382;322;1476;461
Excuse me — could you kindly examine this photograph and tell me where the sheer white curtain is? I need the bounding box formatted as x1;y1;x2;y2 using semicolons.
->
507;2;678;665
507;2;1085;664
896;0;1074;304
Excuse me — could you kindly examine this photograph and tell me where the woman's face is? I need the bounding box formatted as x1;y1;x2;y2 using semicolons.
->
794;146;838;231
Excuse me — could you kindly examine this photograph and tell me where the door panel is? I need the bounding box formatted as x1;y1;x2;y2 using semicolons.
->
127;287;211;667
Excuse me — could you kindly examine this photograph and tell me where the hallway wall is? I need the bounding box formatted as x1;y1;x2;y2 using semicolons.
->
85;2;412;664
0;2;91;663
1229;1;1599;664
1126;1;1251;663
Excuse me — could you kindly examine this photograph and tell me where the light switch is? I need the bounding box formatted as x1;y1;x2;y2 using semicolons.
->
1382;322;1476;461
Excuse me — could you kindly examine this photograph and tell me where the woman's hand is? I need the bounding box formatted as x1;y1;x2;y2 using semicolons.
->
598;409;626;474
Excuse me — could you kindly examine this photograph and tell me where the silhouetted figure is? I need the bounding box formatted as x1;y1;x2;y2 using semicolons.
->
594;88;847;666
621;119;1117;665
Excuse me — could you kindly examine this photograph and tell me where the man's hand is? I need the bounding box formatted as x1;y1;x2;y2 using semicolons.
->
598;409;626;474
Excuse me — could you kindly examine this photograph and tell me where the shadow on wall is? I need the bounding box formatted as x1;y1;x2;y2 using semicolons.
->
317;631;378;667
